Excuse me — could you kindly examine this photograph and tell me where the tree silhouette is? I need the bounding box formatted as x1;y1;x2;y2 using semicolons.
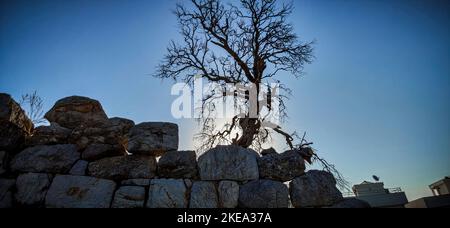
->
156;0;314;151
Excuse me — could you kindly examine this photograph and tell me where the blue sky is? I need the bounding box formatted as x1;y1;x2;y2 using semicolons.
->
1;0;449;200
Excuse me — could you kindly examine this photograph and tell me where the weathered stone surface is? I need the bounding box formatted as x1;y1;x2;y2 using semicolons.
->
239;179;289;208
127;122;178;156
0;179;15;208
261;147;277;156
0;151;6;175
329;198;371;208
87;155;156;181
290;170;343;208
121;179;151;187
112;186;146;208
158;151;197;179
27;123;71;146
190;181;218;208
69;160;88;176
45;175;116;208
82;143;124;161
11;144;79;174
0;93;33;151
44;96;108;129
15;173;52;206
198;145;259;181
108;117;135;130
258;150;305;182
218;181;239;208
147;179;188;208
69;117;134;150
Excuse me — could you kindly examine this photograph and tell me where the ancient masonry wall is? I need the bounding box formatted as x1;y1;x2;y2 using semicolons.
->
0;93;360;208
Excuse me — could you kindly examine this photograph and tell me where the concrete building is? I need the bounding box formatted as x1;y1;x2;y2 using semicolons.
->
405;177;450;208
346;181;408;208
429;176;450;196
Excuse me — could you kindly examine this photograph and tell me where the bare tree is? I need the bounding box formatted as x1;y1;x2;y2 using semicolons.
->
157;0;352;191
156;0;314;152
19;91;47;126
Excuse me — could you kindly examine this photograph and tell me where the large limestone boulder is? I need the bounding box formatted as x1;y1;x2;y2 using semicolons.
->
290;170;343;208
198;145;259;181
0;179;15;208
26;123;71;146
126;122;178;156
147;179;188;208
218;181;239;208
239;179;289;208
11;144;79;174
44;96;108;129
0;93;33;152
112;186;146;208
45;175;116;208
329;198;371;208
82;143;125;161
87;155;157;181
190;181;218;208
158;151;198;179
15;173;52;206
70;117;134;150
258;150;305;182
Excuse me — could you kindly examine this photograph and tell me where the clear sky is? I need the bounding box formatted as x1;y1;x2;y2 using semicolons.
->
1;0;449;201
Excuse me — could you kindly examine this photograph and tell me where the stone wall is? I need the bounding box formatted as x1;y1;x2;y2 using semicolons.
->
0;93;367;208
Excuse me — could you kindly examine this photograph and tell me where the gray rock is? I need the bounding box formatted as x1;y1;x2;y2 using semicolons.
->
45;175;116;208
290;170;343;208
258;150;305;182
11;144;79;174
15;173;52;206
70;117;134;150
190;181;218;208
27;123;71;146
0;93;33;152
198;145;259;181
69;160;88;176
218;181;239;208
112;186;146;208
158;151;197;179
239;179;289;208
87;155;156;181
82;143;125;161
121;179;151;187
44;96;108;129
127;122;178;156
147;179;188;208
0;151;6;175
0;179;15;208
107;117;136;134
329;198;371;208
261;147;277;156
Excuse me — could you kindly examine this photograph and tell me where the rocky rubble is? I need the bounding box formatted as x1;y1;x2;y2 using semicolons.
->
0;93;359;208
